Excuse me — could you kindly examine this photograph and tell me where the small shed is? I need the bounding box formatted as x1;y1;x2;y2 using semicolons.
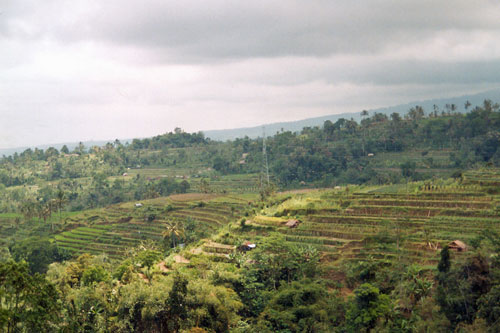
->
367;153;375;157
239;241;256;251
285;219;300;228
448;240;467;252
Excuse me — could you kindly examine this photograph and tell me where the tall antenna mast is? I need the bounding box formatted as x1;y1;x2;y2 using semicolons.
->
261;126;270;187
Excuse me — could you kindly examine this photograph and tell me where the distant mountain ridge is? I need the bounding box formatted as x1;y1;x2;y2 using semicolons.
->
1;89;499;156
203;89;500;141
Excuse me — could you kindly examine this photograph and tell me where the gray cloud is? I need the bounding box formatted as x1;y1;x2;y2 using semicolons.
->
1;0;500;148
4;1;500;60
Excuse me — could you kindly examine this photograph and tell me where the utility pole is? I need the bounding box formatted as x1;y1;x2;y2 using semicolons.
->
261;127;270;188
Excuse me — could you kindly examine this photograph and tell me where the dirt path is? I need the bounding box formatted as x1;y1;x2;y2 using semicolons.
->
173;255;190;264
157;261;170;272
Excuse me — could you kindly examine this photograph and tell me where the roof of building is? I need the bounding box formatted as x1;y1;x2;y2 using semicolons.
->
449;240;467;251
285;219;300;227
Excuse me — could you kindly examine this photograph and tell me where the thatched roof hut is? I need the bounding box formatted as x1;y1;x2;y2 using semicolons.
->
448;240;467;252
285;219;300;228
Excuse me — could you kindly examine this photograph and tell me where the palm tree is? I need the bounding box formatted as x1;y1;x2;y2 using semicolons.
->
40;204;52;227
162;220;185;248
433;104;439;117
450;103;457;115
55;189;68;223
464;100;471;111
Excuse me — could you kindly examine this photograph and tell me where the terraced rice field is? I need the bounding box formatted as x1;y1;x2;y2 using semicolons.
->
0;215;20;246
368;149;457;176
53;194;249;259
122;168;262;194
0;213;54;247
189;173;263;193
463;169;500;187
250;170;500;270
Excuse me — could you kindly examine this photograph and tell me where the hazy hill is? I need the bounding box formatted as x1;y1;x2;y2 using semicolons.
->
203;89;500;141
2;89;499;156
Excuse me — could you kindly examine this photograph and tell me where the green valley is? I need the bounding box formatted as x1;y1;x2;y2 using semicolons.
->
1;102;500;332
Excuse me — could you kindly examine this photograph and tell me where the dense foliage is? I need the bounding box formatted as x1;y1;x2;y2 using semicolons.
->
1;101;499;214
0;100;500;332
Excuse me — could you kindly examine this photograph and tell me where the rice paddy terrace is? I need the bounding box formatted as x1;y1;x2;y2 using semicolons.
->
0;213;22;248
247;169;500;272
368;149;458;177
0;213;55;250
53;193;253;259
3;168;499;274
125;168;262;194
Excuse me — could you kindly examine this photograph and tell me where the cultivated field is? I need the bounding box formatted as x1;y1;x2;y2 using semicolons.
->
53;194;251;259
241;169;500;273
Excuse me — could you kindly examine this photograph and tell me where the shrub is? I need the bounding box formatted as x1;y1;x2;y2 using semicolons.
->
81;265;110;286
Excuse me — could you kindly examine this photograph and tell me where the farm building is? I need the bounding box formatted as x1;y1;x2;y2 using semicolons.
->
285;219;300;228
448;240;467;252
239;241;256;251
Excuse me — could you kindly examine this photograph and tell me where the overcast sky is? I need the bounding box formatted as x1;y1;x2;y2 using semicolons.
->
2;0;500;148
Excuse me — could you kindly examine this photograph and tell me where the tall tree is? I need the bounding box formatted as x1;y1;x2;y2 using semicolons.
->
0;260;61;332
162;220;185;248
55;189;67;224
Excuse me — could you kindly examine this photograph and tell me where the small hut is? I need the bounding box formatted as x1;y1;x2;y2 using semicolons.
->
448;240;467;252
285;219;300;228
239;241;256;251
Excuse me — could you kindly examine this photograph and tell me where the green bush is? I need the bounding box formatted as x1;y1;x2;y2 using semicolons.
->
81;265;110;286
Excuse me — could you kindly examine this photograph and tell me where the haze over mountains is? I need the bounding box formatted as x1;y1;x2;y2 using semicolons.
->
2;89;499;157
203;89;500;141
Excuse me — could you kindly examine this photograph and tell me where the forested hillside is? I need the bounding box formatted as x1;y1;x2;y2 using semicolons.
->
1;100;500;332
1;100;499;213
